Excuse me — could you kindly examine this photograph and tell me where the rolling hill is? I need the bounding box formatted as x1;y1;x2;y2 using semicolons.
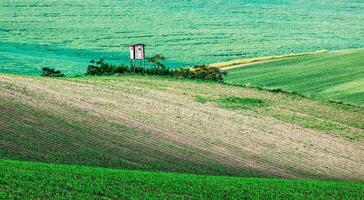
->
1;1;364;74
1;159;363;199
1;74;363;181
224;49;364;106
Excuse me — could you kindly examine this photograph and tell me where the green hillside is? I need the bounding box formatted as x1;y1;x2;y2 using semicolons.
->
1;159;363;199
1;74;363;181
225;49;364;106
1;1;364;74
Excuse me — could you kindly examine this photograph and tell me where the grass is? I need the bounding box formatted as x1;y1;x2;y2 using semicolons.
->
1;74;363;181
196;95;268;110
1;159;363;199
1;1;364;75
224;49;364;106
216;96;267;110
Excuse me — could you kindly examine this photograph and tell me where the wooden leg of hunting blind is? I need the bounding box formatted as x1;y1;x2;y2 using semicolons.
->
130;60;135;73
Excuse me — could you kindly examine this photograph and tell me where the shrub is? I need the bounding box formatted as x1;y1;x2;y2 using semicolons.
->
173;67;193;79
190;65;227;82
86;59;129;75
41;67;64;77
85;58;227;82
170;65;227;82
147;54;166;69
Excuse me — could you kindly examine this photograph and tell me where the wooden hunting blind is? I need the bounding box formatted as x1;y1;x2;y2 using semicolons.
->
129;44;145;68
129;44;145;60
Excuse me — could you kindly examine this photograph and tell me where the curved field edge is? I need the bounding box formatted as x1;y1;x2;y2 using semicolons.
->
209;50;326;69
224;49;364;106
1;159;363;200
0;74;363;181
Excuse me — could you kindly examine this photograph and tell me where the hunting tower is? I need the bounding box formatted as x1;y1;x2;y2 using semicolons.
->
129;44;145;68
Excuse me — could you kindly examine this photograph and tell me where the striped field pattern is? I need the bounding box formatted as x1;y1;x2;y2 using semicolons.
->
225;49;364;106
1;1;364;74
1;159;363;199
0;74;363;181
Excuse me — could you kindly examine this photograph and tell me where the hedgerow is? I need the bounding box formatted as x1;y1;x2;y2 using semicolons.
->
85;58;227;82
86;59;129;75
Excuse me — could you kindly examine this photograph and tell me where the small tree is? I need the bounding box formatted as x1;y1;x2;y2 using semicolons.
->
41;67;64;77
147;54;169;75
147;54;165;67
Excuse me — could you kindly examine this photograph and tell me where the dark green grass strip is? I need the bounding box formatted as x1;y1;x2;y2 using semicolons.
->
0;159;363;199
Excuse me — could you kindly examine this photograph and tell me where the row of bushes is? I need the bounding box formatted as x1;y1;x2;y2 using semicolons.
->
41;54;227;82
86;59;129;75
85;59;227;82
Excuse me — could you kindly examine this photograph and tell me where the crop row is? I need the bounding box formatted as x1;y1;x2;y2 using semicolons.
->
1;159;363;199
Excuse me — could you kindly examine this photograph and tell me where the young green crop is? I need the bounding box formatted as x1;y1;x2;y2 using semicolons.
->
1;1;364;75
1;159;363;199
225;49;364;106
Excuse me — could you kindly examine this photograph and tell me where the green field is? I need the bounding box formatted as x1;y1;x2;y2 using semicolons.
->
1;0;364;75
225;49;364;106
1;0;363;198
1;159;363;199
